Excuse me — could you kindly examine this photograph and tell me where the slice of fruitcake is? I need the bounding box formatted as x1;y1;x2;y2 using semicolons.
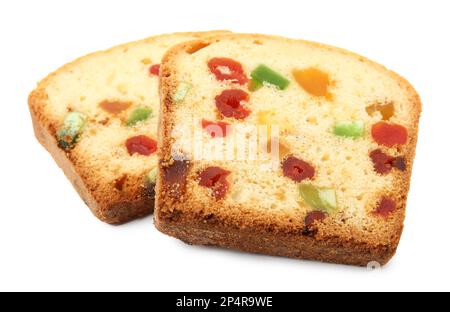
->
28;31;228;224
156;34;421;266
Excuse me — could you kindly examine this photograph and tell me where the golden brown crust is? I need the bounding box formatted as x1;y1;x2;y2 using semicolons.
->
28;31;229;224
156;33;422;265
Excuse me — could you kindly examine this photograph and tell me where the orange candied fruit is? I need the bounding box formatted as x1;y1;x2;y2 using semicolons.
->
366;102;395;120
99;100;132;114
292;67;331;98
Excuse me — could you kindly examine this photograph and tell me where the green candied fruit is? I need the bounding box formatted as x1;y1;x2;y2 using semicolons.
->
126;106;153;126
333;120;365;138
250;64;290;90
145;167;158;184
299;184;337;214
173;82;192;102
57;112;87;150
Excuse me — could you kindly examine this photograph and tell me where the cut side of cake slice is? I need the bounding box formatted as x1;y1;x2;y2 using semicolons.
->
28;31;229;224
156;34;421;266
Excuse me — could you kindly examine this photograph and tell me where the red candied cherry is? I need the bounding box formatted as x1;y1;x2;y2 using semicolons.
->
305;211;327;226
149;64;160;76
370;149;406;174
201;119;230;138
373;197;396;218
215;89;250;119
208;57;248;85
282;156;315;182
198;166;231;200
126;135;157;156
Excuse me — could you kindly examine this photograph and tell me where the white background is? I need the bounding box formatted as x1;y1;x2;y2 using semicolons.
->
0;0;449;292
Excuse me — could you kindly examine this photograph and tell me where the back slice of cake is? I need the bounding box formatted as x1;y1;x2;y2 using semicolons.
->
28;31;228;224
156;34;421;266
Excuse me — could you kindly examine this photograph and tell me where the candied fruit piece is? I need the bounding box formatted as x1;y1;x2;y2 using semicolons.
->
248;79;263;92
57;112;87;150
114;174;127;191
305;211;327;226
99;100;132;115
149;64;160;76
299;184;337;214
277;141;291;159
372;122;408;147
173;82;192;102
162;160;190;198
201;119;230;138
333;121;364;138
125;135;157;156
208;57;248;85
198;167;231;200
373;197;396;217
126;106;153;126
366;102;394;120
292;67;330;97
370;149;407;174
146;167;158;184
282;157;315;182
251;64;290;90
215;89;250;119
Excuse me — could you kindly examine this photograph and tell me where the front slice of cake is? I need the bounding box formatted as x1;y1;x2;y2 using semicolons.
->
28;31;228;223
156;34;421;266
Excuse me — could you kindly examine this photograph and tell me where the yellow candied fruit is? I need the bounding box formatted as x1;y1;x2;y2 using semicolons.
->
256;110;292;158
275;189;286;201
259;136;291;159
278;141;291;159
257;110;293;133
257;110;276;125
264;138;290;157
292;67;332;99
